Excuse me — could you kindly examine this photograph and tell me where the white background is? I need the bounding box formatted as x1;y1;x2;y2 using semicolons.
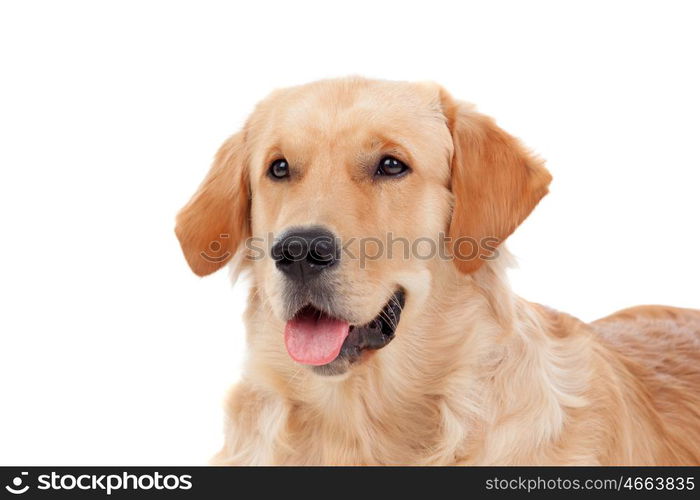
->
1;1;698;465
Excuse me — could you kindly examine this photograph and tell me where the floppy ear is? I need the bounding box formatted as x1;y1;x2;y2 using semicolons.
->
175;133;250;276
440;90;551;273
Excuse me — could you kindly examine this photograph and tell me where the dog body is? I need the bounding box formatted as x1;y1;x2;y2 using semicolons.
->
176;78;700;465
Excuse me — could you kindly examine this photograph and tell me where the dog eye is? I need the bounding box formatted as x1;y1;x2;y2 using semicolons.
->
375;156;410;177
268;159;290;180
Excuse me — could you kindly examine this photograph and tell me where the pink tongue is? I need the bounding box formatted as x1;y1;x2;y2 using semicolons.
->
284;312;350;366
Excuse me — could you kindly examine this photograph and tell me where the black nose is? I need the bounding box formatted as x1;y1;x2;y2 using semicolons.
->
272;227;339;281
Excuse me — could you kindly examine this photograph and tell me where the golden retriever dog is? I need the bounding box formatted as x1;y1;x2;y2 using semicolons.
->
175;77;700;465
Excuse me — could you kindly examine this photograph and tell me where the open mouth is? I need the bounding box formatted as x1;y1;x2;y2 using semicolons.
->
283;289;406;372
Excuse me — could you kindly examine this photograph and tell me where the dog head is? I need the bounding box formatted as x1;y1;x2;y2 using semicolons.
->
176;77;550;375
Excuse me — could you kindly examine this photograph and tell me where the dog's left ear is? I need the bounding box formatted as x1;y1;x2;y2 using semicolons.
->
439;89;552;273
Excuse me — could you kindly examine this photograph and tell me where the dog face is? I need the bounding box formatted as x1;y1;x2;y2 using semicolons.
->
176;78;550;375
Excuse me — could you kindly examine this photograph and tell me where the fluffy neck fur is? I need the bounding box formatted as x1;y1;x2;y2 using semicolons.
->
215;253;675;465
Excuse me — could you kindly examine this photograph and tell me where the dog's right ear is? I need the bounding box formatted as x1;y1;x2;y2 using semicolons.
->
175;133;250;276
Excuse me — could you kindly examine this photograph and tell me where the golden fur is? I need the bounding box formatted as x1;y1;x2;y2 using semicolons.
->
176;77;700;465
